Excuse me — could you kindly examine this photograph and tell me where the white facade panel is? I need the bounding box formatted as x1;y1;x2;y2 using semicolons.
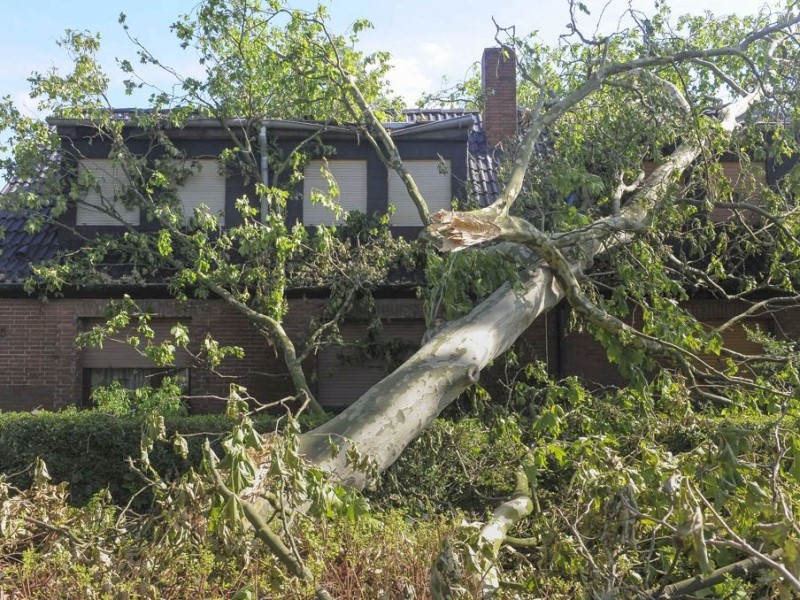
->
303;160;368;225
76;159;140;226
388;160;452;226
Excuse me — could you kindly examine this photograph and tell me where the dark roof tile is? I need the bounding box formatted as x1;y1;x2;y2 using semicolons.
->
402;109;499;207
0;207;60;284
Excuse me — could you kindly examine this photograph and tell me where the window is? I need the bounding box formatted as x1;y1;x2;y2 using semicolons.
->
80;318;191;402
76;159;140;226
388;160;451;226
85;367;189;400
315;321;424;410
701;317;772;377
303;160;368;225
177;160;226;225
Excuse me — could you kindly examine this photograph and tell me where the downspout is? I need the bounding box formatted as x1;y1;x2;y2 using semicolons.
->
259;123;269;219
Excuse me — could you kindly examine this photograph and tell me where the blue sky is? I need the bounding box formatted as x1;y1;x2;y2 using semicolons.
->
0;0;767;116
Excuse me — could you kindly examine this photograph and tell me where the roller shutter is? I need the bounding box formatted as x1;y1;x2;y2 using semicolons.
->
76;159;140;226
80;319;191;369
703;318;772;374
303;160;367;225
178;160;226;225
316;321;425;410
710;161;766;222
388;160;451;226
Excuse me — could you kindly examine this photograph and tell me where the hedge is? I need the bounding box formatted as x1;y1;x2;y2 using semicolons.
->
0;410;323;507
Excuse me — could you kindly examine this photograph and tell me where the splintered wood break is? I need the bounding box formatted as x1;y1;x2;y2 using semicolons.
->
427;210;502;252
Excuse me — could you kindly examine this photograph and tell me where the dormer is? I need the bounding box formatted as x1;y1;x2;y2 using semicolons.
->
51;115;252;233
265;116;480;235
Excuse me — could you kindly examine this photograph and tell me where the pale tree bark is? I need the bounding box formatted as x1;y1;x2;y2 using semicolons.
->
431;470;535;598
298;264;562;487
296;87;764;598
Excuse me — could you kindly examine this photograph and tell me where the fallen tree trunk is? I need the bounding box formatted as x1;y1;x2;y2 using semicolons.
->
297;265;562;488
291;88;758;490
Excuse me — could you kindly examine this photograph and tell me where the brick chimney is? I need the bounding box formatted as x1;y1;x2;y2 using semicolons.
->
481;47;517;149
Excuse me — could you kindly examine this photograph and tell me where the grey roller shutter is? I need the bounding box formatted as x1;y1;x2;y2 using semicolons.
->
178;160;226;225
316;321;425;409
303;160;368;225
80;319;191;368
388;160;451;226
76;159;140;226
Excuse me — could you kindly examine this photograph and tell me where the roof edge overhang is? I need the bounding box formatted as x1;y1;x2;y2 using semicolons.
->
263;116;474;142
389;115;474;138
48;114;475;142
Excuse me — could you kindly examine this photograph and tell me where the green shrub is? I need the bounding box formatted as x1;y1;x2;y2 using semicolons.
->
90;378;187;417
0;409;322;508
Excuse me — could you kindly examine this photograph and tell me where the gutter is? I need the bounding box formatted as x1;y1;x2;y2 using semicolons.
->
47;116;255;129
48;115;475;137
261;119;354;134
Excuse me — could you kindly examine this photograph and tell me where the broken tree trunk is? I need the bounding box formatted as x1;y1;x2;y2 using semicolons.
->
297;265;562;488
291;93;757;491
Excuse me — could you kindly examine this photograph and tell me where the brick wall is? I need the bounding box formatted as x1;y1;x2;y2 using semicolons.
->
0;295;424;413
0;299;79;410
482;47;517;149
560;299;788;387
2;295;797;412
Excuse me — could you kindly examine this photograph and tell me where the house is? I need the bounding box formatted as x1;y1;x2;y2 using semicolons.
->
0;48;522;412
0;46;796;412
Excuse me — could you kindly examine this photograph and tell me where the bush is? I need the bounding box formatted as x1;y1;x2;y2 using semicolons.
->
0;409;323;507
90;378;187;417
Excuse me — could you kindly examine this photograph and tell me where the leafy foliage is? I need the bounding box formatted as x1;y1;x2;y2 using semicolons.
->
90;378;187;417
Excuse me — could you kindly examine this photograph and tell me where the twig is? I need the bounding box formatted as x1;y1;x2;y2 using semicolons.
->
202;441;334;600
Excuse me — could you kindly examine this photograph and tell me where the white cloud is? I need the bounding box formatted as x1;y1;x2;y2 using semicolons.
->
417;41;456;71
387;56;434;105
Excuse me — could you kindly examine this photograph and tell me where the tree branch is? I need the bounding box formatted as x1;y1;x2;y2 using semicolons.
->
203;441;334;600
643;549;785;599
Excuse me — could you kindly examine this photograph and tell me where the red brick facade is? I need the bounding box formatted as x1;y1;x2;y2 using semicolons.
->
560;299;792;386
0;294;793;412
0;295;425;412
